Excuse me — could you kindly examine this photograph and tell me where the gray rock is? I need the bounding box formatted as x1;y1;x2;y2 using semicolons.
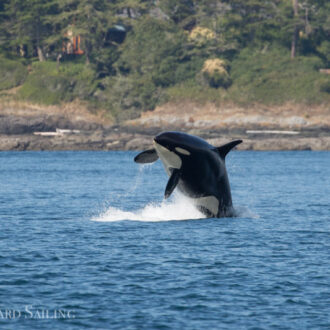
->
125;137;152;150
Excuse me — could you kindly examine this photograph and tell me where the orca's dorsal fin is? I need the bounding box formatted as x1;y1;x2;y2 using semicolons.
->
216;140;242;159
134;149;159;164
164;169;180;199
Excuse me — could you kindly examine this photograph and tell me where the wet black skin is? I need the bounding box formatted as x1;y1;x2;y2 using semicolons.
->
154;132;238;217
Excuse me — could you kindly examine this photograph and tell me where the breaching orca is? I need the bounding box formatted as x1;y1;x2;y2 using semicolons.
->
134;131;242;218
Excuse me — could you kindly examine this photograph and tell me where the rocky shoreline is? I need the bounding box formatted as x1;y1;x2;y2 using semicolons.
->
1;125;330;152
0;102;329;151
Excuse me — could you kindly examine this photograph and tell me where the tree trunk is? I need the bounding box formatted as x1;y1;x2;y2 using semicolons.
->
56;54;62;72
291;0;299;59
85;47;90;65
37;46;45;62
36;18;45;62
84;39;91;65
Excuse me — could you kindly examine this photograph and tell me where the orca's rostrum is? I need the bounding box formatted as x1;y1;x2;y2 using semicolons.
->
134;131;242;218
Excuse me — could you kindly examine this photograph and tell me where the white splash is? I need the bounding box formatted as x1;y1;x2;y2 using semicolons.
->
234;205;260;219
92;194;205;222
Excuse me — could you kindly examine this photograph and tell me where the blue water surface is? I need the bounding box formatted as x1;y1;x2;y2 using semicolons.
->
0;151;329;329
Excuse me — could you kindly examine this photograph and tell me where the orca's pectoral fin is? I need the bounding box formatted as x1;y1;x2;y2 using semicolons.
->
216;140;243;159
134;149;159;164
164;169;180;199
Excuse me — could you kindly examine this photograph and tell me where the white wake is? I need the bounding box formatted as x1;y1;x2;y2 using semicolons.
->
91;163;258;222
92;194;206;222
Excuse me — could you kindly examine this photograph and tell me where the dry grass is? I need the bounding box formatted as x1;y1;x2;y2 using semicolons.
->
202;59;228;75
0;96;114;125
125;101;330;130
188;26;216;46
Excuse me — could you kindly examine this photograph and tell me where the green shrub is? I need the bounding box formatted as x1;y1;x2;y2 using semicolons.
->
94;74;160;121
18;61;97;105
19;74;73;105
174;57;204;83
317;41;330;65
165;78;224;104
319;79;330;94
227;46;329;104
0;57;28;90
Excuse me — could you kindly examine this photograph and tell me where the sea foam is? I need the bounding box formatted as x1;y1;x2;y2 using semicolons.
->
92;193;205;222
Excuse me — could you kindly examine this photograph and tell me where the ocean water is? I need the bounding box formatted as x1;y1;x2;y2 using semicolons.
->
0;151;329;329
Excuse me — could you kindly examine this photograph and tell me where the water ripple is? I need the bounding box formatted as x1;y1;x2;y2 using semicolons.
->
0;151;329;329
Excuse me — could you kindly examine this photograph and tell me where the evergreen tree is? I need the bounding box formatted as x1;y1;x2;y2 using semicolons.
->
218;0;281;49
160;0;195;24
3;0;59;61
113;0;151;19
59;0;113;65
0;0;9;51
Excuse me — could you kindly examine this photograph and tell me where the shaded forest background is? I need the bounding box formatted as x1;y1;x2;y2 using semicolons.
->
0;0;329;122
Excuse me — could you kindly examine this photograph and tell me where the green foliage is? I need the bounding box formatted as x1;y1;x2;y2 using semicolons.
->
20;74;72;105
165;78;224;104
98;74;160;120
118;18;183;76
2;0;61;60
160;0;195;24
0;56;27;90
319;81;330;94
19;61;96;105
227;46;329;104
107;17;201;114
0;0;329;117
317;41;330;66
203;69;231;89
164;45;330;106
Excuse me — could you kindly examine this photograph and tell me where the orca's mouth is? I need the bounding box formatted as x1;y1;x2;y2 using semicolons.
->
153;136;162;145
153;139;159;148
154;131;190;152
154;137;171;151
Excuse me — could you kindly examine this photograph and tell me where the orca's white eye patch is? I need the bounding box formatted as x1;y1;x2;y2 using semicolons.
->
175;147;191;156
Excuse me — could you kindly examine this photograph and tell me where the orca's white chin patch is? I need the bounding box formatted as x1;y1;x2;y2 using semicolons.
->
154;141;182;175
